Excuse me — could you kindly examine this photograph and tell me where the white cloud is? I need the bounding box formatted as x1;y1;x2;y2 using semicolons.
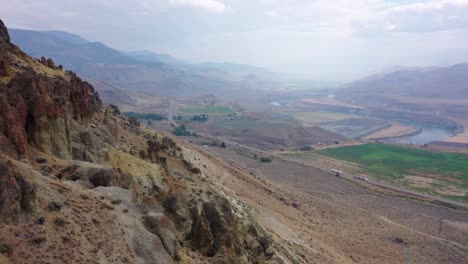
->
353;0;468;35
169;0;228;13
264;10;281;19
390;0;468;12
2;0;468;81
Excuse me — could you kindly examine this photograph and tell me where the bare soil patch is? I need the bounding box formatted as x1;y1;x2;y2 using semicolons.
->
363;123;420;140
299;97;365;109
405;175;434;189
444;121;468;144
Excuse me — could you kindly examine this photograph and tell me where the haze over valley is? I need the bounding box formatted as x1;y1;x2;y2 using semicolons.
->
1;1;468;263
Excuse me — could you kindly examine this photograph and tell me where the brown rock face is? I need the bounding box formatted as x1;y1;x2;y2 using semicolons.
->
190;196;245;259
0;19;9;45
0;68;101;159
0;71;101;158
0;19;11;78
0;18;102;159
0;161;36;222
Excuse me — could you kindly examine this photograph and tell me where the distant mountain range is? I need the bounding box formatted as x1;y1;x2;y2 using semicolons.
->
9;28;279;99
341;63;468;99
337;63;468;120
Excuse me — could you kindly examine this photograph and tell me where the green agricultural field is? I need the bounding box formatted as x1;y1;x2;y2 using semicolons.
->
318;144;468;181
179;106;234;115
317;144;468;202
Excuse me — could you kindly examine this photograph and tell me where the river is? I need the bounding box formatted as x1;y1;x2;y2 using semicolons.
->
391;126;453;145
269;97;453;144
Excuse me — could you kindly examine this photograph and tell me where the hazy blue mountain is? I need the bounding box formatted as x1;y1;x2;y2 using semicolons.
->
10;28;146;70
125;50;185;65
342;63;468;99
125;51;278;80
9;28;280;98
41;30;90;44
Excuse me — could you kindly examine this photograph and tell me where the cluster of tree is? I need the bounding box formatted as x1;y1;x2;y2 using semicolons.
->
123;112;166;121
201;140;226;148
298;145;314;151
172;125;197;137
191;114;208;122
253;154;272;163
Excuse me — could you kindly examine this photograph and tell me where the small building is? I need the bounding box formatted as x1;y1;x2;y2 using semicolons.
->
331;169;342;176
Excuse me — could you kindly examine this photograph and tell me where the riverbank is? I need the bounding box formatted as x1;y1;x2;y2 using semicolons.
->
363;124;422;142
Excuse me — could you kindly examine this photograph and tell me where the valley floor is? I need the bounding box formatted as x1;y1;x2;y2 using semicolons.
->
198;143;468;264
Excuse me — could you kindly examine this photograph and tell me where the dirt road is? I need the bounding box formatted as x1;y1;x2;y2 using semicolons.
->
168;99;177;126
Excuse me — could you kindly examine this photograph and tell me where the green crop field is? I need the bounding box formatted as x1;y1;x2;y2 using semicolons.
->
317;144;468;202
179;106;234;115
318;144;468;181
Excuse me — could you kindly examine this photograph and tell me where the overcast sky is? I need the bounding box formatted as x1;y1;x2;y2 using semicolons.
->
1;0;468;81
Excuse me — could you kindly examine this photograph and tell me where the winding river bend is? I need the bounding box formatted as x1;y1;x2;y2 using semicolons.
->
391;126;453;145
269;98;454;145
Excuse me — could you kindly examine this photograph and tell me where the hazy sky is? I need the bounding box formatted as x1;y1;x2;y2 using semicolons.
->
1;0;468;81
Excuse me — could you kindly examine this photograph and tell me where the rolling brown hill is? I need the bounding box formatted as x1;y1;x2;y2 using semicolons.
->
338;63;468;122
341;63;468;99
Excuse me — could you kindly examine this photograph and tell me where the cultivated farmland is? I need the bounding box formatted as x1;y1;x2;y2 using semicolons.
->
317;144;468;201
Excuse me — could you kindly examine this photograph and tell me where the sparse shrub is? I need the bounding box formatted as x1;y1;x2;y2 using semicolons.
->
54;218;66;227
47;201;62;212
0;244;12;255
36;157;47;164
260;157;272;163
191;167;201;174
35;216;45;225
111;199;122;205
30;237;46;245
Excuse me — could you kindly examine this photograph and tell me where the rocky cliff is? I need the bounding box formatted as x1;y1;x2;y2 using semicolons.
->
0;19;296;264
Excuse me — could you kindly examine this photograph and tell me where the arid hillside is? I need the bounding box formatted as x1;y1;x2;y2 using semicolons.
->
0;18;303;264
341;64;468;100
338;64;468;120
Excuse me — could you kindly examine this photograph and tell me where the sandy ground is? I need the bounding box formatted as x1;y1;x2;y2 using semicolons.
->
363;123;420;140
299;97;365;109
444;121;468;144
